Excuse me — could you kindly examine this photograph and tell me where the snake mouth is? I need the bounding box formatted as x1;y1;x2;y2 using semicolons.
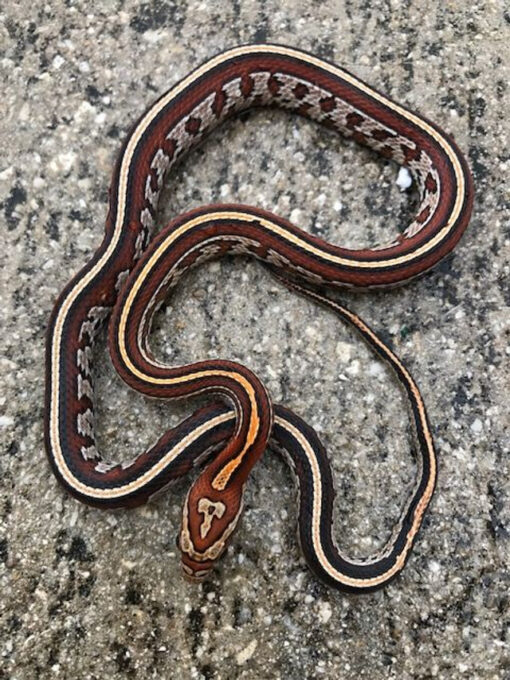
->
180;553;215;583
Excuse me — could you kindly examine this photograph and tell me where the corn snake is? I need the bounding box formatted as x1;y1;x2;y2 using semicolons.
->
44;44;473;591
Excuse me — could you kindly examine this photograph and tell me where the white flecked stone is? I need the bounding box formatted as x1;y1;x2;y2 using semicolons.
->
1;3;505;679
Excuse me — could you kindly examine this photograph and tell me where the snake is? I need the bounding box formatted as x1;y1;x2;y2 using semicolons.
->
44;44;473;592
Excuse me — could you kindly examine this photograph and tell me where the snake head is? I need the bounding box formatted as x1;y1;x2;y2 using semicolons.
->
179;480;244;581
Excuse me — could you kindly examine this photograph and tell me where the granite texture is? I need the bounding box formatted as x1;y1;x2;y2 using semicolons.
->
1;1;509;678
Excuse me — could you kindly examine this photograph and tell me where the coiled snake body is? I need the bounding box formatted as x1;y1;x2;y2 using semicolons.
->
44;45;473;591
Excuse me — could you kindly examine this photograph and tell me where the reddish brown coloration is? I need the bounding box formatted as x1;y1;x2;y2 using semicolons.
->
319;95;336;112
402;145;422;163
346;111;365;128
293;82;309;99
240;74;255;98
212;90;227;117
416;206;431;224
371;128;392;141
185;116;202;135
352;130;368;145
425;172;438;193
45;46;474;586
379;144;396;159
181;479;242;562
163;137;178;160
297;102;312;116
267;74;282;96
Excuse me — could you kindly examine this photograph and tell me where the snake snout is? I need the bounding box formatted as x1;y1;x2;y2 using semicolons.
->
174;534;213;582
180;553;215;583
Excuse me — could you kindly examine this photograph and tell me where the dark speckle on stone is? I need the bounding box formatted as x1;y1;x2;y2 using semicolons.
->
425;41;443;56
125;580;143;605
68;536;93;562
232;595;241;627
469;96;487;121
188;607;204;658
130;0;187;33
69;208;86;222
2;499;12;520
111;642;132;674
381;651;394;666
200;664;216;680
399;324;412;341
468;146;489;182
7;615;22;633
487;483;509;541
253;25;268;43
85;84;102;102
312;37;335;61
283;598;298;614
440;93;466;117
3;184;26;231
0;538;8;564
78;573;96;597
55;531;95;564
107;123;121;138
6;441;18;456
44;212;60;241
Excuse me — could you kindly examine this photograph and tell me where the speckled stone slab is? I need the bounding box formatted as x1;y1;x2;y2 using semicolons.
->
1;2;509;678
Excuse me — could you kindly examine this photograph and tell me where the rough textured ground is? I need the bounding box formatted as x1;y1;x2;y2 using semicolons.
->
1;1;509;678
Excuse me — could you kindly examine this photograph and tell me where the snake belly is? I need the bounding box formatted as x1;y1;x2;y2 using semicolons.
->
44;44;473;590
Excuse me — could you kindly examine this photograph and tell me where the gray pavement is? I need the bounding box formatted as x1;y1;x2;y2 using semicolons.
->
0;2;509;678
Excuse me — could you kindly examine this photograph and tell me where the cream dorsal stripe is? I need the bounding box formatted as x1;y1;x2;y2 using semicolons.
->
45;44;473;589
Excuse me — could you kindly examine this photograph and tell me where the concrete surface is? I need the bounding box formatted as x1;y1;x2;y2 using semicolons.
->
0;1;509;678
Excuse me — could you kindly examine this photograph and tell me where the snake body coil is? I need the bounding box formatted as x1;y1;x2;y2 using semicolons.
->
45;45;473;591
